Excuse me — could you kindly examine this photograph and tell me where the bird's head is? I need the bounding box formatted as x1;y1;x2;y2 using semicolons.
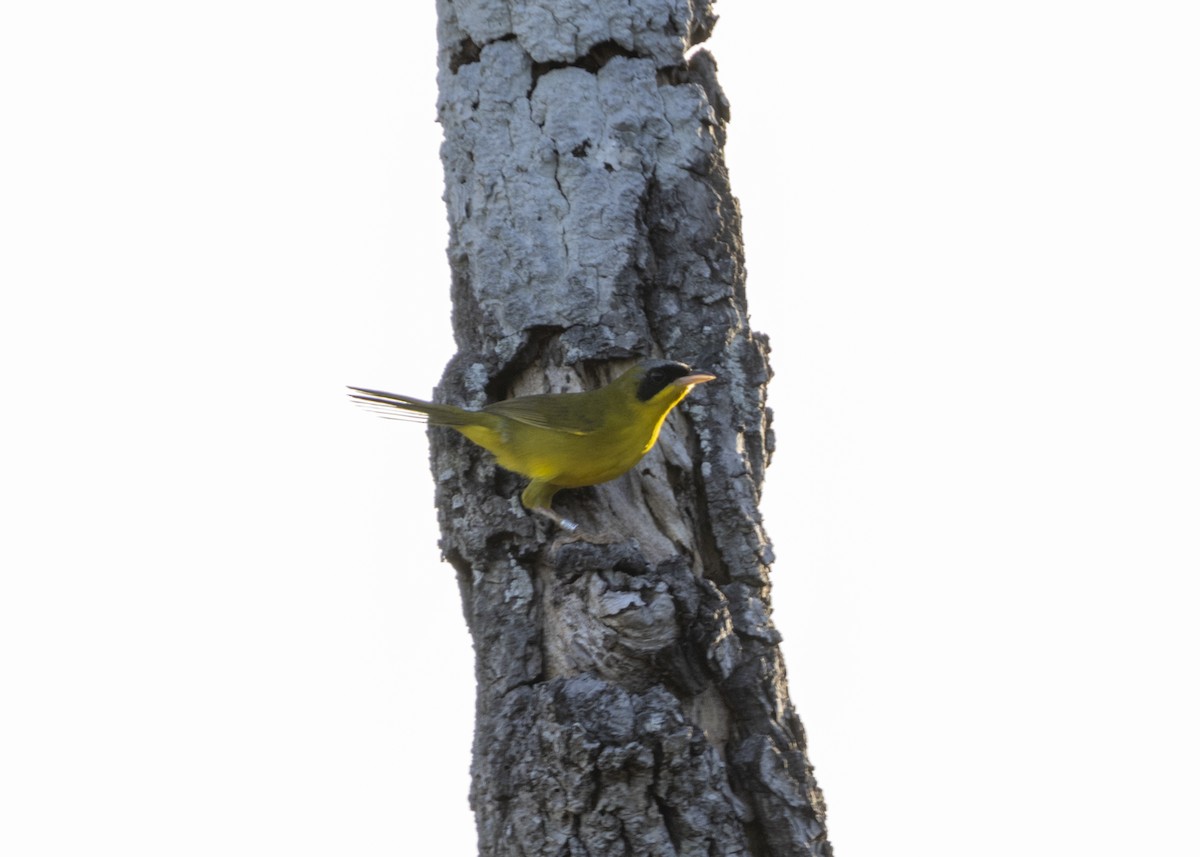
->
616;359;717;403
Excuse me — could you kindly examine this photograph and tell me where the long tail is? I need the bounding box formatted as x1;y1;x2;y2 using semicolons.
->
347;386;477;426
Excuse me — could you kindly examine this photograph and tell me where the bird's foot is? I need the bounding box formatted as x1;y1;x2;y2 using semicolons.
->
531;505;579;533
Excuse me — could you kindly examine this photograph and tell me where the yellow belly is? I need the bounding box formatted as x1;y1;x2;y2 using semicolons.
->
457;417;662;489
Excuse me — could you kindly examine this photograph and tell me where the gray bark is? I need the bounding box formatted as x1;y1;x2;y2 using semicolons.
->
432;2;831;854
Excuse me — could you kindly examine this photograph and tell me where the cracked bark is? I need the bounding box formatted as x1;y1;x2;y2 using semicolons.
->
433;2;831;854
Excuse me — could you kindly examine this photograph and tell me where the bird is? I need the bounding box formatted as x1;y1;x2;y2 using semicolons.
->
349;359;716;531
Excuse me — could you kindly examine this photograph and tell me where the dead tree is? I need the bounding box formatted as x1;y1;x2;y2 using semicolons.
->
431;1;831;854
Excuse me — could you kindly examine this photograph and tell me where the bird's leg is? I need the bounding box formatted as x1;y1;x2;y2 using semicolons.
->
521;481;577;532
523;483;623;546
532;505;579;533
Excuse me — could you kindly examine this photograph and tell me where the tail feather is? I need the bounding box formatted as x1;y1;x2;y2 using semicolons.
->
347;386;475;426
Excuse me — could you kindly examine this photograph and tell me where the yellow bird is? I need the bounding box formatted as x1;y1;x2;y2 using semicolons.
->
349;359;715;531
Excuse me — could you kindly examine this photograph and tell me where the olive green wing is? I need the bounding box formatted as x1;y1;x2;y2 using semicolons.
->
483;392;604;435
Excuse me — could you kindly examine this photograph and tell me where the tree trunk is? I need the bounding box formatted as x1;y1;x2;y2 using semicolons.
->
432;2;831;854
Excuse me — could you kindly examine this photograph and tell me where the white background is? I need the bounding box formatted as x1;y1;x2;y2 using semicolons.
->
2;2;1197;855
